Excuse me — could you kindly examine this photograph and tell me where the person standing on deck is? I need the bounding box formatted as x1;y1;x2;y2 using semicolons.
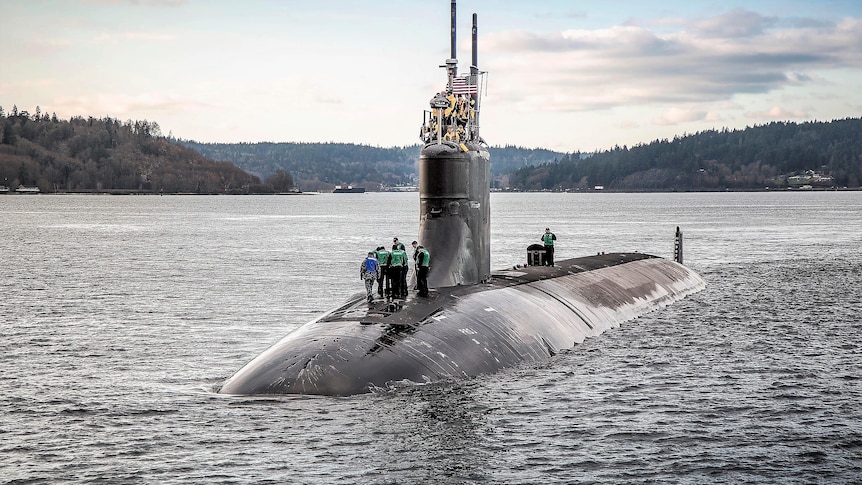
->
360;252;380;303
411;240;419;289
541;228;557;266
389;243;409;298
416;245;431;297
375;246;391;297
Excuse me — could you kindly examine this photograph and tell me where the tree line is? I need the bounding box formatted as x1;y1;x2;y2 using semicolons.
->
0;105;293;194
179;139;566;191
14;103;852;194
508;119;862;191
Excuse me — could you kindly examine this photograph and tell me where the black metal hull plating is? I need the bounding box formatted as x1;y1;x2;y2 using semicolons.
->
418;142;490;287
218;253;705;396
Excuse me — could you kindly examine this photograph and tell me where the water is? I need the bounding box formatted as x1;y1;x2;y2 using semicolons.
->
1;191;860;484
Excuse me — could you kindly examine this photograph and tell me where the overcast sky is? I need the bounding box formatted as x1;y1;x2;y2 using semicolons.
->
3;0;862;152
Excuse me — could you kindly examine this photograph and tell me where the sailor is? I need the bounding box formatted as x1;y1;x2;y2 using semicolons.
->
375;246;391;297
541;227;557;266
444;91;457;122
455;96;468;126
416;245;431;297
410;240;420;290
443;125;459;142
360;252;380;303
388;243;409;298
426;119;439;143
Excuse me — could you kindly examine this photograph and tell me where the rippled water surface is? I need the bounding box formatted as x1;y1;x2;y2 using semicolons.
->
2;192;860;484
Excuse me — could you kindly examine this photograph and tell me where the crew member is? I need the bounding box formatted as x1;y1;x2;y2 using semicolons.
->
541;227;557;266
443;125;459;142
360;252;380;303
392;237;406;251
444;91;456;121
455;96;468;126
389;243;408;298
375;246;391;297
416;245;431;297
411;240;420;290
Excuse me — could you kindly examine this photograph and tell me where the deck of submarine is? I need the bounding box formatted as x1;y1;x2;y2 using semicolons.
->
322;252;657;328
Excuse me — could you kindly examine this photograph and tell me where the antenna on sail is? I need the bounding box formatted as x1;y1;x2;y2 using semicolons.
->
471;13;478;76
471;13;480;138
450;0;457;62
445;0;458;83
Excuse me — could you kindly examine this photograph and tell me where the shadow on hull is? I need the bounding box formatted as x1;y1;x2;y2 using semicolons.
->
219;253;705;396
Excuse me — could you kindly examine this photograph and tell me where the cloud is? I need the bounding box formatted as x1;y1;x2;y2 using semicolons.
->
744;106;809;120
479;9;862;116
84;0;188;6
92;32;175;42
652;107;709;125
686;8;775;38
0;79;56;93
49;93;211;118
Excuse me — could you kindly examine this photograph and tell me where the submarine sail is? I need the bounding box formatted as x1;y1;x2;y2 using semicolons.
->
218;2;705;396
418;7;489;287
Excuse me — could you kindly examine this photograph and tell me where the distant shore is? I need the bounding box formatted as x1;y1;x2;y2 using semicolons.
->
2;187;858;195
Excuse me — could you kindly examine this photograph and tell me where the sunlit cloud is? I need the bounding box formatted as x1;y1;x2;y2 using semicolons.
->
92;32;175;42
652;107;709;125
686;8;775;38
84;0;188;6
744;106;809;120
49;92;212;118
480;9;862;117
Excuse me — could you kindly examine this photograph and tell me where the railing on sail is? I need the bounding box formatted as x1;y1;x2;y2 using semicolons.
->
420;70;486;146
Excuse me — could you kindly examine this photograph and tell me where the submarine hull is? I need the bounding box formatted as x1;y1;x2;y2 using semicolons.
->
219;253;705;396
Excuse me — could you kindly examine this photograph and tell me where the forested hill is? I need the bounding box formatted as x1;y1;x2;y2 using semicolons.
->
7;103;858;193
180;140;565;191
509;118;862;191
180;141;417;192
0;106;266;194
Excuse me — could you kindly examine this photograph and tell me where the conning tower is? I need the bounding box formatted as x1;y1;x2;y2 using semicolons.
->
418;2;490;287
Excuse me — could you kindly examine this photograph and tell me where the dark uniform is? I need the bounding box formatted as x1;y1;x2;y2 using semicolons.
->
375;246;391;297
416;246;430;297
389;247;408;298
392;238;408;297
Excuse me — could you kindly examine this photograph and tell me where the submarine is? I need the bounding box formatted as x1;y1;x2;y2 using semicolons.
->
218;1;706;396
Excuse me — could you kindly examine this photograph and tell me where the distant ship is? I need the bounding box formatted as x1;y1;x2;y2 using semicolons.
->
15;185;40;194
219;0;704;396
332;185;366;193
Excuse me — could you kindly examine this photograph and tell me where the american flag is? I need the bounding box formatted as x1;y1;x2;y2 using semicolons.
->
451;75;478;95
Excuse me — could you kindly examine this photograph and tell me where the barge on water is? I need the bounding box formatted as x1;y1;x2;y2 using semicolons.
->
333;185;366;194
